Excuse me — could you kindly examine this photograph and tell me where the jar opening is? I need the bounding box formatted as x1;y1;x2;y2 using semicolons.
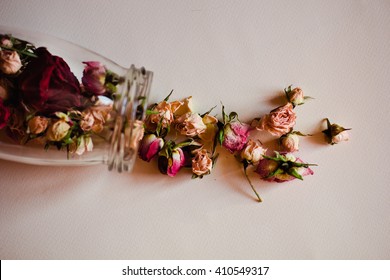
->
107;65;153;172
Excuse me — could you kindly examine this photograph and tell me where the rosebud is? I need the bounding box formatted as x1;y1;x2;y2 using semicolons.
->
222;121;251;153
322;118;351;145
46;119;71;141
139;134;164;162
27;116;49;134
192;149;213;176
280;133;300;152
158;140;187;177
0;50;22;75
256;152;315;183
81;61;106;95
240;139;266;164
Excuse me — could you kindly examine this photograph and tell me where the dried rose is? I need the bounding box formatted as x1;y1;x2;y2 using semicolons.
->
139;134;164;162
46;119;71;141
280;132;300;152
322;118;351;145
255;103;296;137
284;85;312;107
192;149;213;177
175;112;206;137
81;61;106;95
0;50;22;75
0;98;10;129
147;100;175;130
256;152;315;183
240;139;267;164
222;121;250;153
158;140;195;177
0;78;11;100
72;135;93;156
198;114;218;143
80;105;111;133
27;116;49;134
18;47;86;115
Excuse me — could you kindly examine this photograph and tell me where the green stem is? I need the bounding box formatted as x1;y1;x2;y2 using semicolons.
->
244;165;262;203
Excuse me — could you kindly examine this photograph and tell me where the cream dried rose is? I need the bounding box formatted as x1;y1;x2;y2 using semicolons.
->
27;116;49;134
175;112;207;137
240;139;266;164
280;133;300;152
46;120;71;141
256;103;296;137
0;50;22;75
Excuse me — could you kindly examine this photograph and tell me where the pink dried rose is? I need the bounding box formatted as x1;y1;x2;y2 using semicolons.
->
27;116;49;134
139;133;164;162
0;98;10;129
158;140;187;177
256;152;315;183
255;103;296;137
192;149;213;177
175;112;207;137
322;118;351;145
222;121;251;153
81;61;106;95
0;50;22;75
0;36;13;48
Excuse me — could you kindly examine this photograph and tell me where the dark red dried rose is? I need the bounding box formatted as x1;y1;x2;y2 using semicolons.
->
0;98;10;129
18;47;87;114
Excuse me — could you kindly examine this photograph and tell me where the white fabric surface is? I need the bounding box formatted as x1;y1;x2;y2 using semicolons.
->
1;0;389;259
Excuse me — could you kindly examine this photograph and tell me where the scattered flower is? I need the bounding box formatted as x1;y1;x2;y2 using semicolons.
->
158;140;187;177
0;77;11;100
279;131;311;152
219;106;251;153
192;148;213;177
255;103;296;137
322;118;351;145
139;133;164;162
175;112;206;137
284;85;312;107
256;152;315;183
239;139;267;202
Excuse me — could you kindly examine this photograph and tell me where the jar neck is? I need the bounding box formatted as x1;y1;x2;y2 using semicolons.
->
107;65;153;172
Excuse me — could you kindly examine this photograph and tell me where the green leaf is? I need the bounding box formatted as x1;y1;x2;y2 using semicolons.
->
164;89;174;101
288;168;303;180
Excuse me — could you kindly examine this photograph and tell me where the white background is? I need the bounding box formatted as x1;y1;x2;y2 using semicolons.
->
1;0;389;259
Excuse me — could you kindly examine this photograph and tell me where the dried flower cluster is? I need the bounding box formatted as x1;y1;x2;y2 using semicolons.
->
0;34;352;202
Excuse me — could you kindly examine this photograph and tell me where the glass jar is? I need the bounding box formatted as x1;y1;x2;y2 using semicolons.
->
0;26;153;172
